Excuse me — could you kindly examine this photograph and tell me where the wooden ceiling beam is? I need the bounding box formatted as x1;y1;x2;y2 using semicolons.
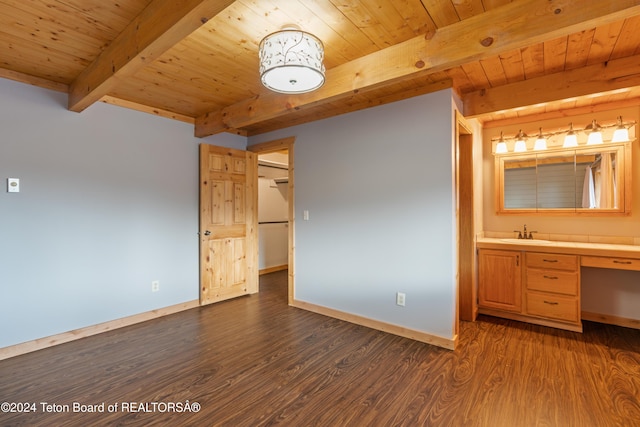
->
99;96;196;124
481;97;640;129
0;68;68;93
195;0;640;137
241;79;454;136
463;54;640;117
68;0;237;112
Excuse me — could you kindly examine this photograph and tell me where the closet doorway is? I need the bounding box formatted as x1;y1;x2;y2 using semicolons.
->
249;137;296;304
257;152;288;274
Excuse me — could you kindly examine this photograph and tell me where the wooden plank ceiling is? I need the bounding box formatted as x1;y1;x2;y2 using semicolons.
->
2;0;640;136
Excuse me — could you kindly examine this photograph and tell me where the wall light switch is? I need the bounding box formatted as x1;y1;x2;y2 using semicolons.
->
303;210;309;221
7;178;19;193
396;292;406;307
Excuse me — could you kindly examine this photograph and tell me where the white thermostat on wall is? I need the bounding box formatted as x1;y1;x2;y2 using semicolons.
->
7;178;19;193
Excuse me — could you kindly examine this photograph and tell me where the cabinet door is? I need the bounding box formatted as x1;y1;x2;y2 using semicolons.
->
478;249;522;312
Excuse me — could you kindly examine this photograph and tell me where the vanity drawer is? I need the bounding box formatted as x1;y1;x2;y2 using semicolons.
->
526;292;579;323
526;253;578;271
581;256;640;272
526;270;578;295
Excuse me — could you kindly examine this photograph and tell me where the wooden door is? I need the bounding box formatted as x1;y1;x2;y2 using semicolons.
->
200;144;258;305
478;249;522;313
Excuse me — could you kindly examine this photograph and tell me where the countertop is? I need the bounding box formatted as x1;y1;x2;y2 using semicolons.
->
476;237;640;259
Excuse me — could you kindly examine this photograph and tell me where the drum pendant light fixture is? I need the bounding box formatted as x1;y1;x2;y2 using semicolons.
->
259;27;325;94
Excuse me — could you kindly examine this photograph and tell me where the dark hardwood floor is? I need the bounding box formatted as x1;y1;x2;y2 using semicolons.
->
1;270;639;426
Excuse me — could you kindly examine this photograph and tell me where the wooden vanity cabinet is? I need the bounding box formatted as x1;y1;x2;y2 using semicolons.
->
524;252;581;327
478;249;582;332
477;238;640;331
478;249;521;313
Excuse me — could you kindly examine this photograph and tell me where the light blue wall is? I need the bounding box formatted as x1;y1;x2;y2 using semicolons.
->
0;78;458;348
0;79;245;348
249;90;458;339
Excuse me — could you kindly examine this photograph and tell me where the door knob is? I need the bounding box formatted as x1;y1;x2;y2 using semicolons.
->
204;230;211;236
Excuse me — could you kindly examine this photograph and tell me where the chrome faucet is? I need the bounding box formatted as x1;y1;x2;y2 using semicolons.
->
514;224;536;239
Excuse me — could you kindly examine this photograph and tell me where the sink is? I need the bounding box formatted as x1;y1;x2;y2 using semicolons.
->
500;238;551;244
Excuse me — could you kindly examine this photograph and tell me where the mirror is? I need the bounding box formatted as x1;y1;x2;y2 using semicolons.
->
496;143;631;215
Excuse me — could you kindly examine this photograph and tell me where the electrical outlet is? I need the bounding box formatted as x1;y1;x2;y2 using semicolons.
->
7;178;19;193
396;292;406;306
151;280;160;292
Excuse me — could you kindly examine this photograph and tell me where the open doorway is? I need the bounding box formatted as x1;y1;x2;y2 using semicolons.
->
248;137;296;304
257;151;289;275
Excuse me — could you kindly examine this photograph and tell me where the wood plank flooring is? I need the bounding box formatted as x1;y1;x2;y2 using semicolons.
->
1;270;639;426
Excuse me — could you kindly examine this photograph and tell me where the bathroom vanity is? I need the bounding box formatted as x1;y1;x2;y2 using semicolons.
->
476;238;640;332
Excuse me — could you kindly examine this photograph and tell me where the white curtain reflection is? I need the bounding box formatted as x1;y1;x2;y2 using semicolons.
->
591;153;617;209
581;165;596;208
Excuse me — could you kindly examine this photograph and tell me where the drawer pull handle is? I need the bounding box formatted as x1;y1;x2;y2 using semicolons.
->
613;260;632;265
543;300;559;305
543;275;558;280
542;259;558;263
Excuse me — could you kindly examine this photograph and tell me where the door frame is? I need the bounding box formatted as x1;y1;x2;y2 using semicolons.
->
456;111;476;327
248;137;296;304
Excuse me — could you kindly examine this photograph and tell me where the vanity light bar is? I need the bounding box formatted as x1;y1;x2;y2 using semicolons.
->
492;116;636;154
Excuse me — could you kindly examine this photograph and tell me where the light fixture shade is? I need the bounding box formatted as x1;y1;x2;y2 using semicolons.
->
563;123;578;147
513;140;527;152
513;129;527;152
587;132;603;145
534;127;547;150
533;138;547;150
494;132;508;154
563;134;578;147
586;119;603;145
612;128;630;142
259;29;325;94
612;116;630;142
